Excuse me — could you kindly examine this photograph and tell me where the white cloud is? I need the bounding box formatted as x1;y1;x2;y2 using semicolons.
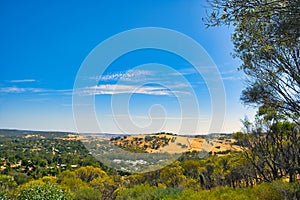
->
177;67;198;75
84;68;192;96
1;69;191;96
221;74;246;81
0;84;187;96
0;86;44;93
92;70;152;82
221;76;242;81
220;69;237;75
9;79;36;83
92;68;197;83
219;69;246;81
0;86;72;95
77;84;174;96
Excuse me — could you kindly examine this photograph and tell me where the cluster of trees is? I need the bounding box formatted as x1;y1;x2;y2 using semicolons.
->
116;180;300;200
0;123;299;199
235;106;300;183
110;135;172;152
1;119;298;200
0;1;299;198
0;166;110;200
1;163;299;200
0;136;103;181
205;0;300;185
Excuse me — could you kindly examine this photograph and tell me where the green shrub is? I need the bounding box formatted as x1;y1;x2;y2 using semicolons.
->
116;184;181;200
0;191;9;200
254;180;300;200
17;182;72;200
76;186;102;200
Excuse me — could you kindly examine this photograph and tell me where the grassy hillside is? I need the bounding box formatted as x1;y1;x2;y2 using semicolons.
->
110;133;243;156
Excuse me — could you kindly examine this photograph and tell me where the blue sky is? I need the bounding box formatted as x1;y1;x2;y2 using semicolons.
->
0;0;255;134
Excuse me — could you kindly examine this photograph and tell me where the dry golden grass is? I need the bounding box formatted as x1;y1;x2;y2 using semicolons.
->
111;134;243;155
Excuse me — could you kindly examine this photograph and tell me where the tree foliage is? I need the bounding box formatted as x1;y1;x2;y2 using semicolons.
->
0;175;17;191
160;161;187;188
236;107;300;182
1;130;299;199
115;180;300;200
17;181;72;200
75;166;107;183
115;184;181;200
205;0;300;120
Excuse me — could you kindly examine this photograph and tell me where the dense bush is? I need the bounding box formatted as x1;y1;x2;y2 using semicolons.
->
0;191;9;200
17;181;72;200
116;184;181;200
115;180;300;200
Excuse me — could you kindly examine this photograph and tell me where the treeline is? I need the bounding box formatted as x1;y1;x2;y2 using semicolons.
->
1;109;299;199
1;106;299;199
0;137;106;182
1;163;299;200
110;134;172;152
234;106;300;183
204;0;300;188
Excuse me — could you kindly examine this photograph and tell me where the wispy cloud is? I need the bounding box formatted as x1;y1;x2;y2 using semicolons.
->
8;79;36;83
77;84;174;96
0;84;187;96
221;73;245;81
92;70;152;82
0;86;44;93
86;68;192;96
0;86;72;95
177;67;198;75
221;76;243;81
92;68;199;83
1;69;192;96
220;69;237;75
219;69;245;81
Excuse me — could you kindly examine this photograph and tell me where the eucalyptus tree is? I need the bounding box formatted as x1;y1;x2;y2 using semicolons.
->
205;0;300;120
